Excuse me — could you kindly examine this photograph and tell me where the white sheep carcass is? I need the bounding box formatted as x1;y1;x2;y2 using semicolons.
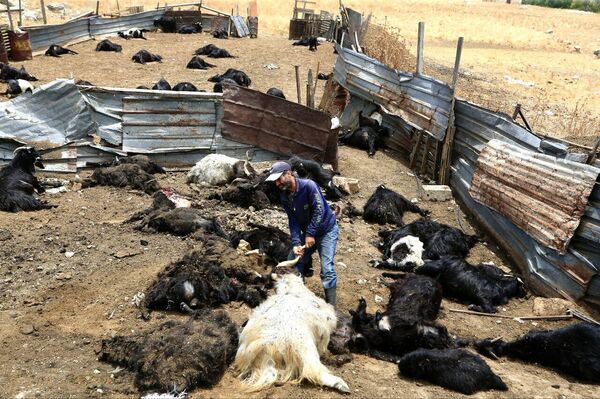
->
186;154;254;186
233;273;350;393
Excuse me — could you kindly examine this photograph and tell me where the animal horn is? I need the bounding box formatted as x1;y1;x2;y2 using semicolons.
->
276;255;301;268
13;145;32;154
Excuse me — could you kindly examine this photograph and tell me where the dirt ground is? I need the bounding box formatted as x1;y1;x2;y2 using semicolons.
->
1;33;599;398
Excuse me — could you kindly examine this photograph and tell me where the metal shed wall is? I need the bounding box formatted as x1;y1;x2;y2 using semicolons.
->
24;18;91;52
90;10;165;37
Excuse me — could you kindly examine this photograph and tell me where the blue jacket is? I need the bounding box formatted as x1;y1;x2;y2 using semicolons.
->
280;178;337;246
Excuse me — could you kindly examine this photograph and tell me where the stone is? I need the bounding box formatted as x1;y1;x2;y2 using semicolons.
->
332;176;360;194
0;229;12;241
532;297;572;316
419;184;453;202
20;324;35;335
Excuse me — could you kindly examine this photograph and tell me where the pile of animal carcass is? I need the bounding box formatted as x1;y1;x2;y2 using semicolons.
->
2;147;600;397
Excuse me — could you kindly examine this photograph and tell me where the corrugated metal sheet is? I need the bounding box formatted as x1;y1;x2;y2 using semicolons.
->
23;18;91;52
231;15;249;37
470;139;599;254
122;95;220;153
451;99;600;308
89;10;165;37
220;85;337;166
0;79;94;148
333;43;453;141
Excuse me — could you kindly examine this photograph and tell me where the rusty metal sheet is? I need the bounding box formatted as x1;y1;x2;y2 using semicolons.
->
470;139;599;254
220;85;337;165
333;43;452;141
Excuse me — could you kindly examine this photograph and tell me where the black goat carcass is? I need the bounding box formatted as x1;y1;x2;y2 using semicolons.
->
178;22;202;34
131;50;162;64
363;185;429;226
186;56;216;70
82;163;160;194
0;147;54;212
288;155;343;201
45;44;78;57
172;82;199;91
339;111;389;157
476;323;600;383
0;63;37;81
415;256;526;313
292;36;319;51
375;218;479;270
153;16;176;33
399;348;508;395
266;87;285;99
95;39;122;52
194;44;219;55
207;171;279;211
213;78;238;93
349;274;455;362
98;309;238;392
229;222;291;264
86;154;166;175
208;68;251;87
208;48;235;58
152;78;171;91
212;28;228;39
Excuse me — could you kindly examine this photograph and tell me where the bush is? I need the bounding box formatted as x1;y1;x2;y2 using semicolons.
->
523;0;600;12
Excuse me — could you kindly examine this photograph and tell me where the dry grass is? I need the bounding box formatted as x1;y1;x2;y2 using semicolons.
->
362;24;415;72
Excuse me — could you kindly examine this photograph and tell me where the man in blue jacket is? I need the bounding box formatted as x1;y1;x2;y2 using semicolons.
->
266;161;339;306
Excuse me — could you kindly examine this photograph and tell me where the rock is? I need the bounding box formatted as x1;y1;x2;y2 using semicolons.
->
71;182;82;191
46;2;65;11
545;29;553;34
532;297;572;316
64;251;75;258
0;229;12;241
113;249;141;259
332;176;360;194
572;45;581;53
374;295;383;303
594;49;600;58
419;184;453;202
20;324;35;335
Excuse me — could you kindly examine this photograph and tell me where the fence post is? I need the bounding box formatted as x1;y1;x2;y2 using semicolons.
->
307;69;314;108
18;0;22;27
451;37;463;90
416;21;424;75
294;65;302;104
7;1;13;30
96;1;100;15
587;137;600;165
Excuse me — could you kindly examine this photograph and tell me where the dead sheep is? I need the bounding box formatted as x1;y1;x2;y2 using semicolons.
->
476;323;600;382
3;79;34;97
187;154;256;186
0;62;38;81
229;222;291;264
0;146;54;212
234;273;350;393
82;163;160;194
144;238;272;311
207;170;280;210
363;185;429;226
86;154;166;175
44;44;78;57
399;348;508;395
288;155;344;200
131;50;162;64
98;309;238;393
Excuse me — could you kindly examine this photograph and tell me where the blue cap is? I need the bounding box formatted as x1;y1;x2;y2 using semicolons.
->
265;161;291;181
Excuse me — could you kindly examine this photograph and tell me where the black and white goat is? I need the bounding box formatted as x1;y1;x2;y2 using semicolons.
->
95;39;122;52
44;44;78;57
363;185;429;226
288;155;343;201
131;49;162;64
118;28;149;40
3;79;34;97
208;68;251;87
399;348;508;395
476;322;600;382
415;256;526;313
99;309;238;393
0;63;37;81
349;274;454;362
0;147;54;212
374;218;479;269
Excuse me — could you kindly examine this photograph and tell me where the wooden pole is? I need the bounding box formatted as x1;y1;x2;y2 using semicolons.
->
40;0;47;24
294;65;302;104
307;69;314;108
7;1;13;30
587;137;600;165
116;0;120;14
416;21;424;75
313;61;320;100
18;0;22;27
96;0;100;15
451;37;464;89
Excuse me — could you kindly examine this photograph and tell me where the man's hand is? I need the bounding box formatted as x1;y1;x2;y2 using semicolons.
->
305;236;315;248
293;245;305;256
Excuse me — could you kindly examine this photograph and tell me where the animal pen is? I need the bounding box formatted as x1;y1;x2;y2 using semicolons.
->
0;4;598;314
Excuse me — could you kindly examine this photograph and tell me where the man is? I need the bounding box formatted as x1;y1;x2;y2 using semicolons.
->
266;161;339;306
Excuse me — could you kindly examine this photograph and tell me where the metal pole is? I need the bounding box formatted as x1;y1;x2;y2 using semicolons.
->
451;37;463;90
416;21;424;75
294;65;302;104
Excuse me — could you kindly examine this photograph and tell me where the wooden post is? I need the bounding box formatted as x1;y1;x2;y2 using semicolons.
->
294;65;302;104
307;69;314;108
313;61;320;100
96;0;100;15
416;21;424;75
116;0;120;14
587;137;600;165
40;0;47;24
451;37;463;89
7;1;13;30
18;0;22;27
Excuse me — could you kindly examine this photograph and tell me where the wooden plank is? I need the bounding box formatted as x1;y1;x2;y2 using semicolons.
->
416;21;424;75
409;131;422;169
451;37;464;89
420;134;430;176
